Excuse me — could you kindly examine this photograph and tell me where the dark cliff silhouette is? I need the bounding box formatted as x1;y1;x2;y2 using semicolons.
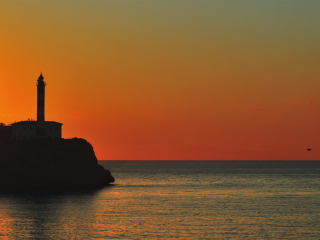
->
0;138;114;191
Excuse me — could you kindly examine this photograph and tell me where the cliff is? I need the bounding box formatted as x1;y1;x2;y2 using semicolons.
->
0;138;114;191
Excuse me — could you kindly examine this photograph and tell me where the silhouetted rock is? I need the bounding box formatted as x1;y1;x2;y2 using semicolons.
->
0;138;114;191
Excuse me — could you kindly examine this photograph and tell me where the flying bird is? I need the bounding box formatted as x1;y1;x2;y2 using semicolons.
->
307;149;312;151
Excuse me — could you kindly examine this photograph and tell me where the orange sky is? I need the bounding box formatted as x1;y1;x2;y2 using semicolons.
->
1;1;320;160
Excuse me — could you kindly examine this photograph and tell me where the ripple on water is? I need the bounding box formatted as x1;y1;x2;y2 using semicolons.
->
0;161;319;239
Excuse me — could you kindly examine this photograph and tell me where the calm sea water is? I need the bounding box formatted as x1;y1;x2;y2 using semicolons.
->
0;161;319;239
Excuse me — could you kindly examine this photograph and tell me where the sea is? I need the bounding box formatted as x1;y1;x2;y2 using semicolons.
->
0;161;319;239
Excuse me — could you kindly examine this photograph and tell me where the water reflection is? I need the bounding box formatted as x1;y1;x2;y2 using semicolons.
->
0;161;319;239
0;190;104;239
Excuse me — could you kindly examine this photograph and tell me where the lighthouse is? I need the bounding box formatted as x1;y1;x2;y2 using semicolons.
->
9;73;63;141
37;73;46;122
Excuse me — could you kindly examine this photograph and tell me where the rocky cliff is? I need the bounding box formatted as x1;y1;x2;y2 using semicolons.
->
0;138;114;191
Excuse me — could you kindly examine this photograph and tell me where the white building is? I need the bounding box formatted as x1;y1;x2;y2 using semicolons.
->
10;74;63;141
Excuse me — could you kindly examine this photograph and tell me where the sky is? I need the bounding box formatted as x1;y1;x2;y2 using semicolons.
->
0;0;320;160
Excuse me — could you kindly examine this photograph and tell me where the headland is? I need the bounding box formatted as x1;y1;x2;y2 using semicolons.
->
0;138;114;191
0;73;114;191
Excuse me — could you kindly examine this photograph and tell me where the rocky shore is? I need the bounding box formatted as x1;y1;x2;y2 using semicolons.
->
0;138;114;191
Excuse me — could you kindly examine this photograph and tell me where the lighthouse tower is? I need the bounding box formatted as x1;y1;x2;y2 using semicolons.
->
37;73;46;122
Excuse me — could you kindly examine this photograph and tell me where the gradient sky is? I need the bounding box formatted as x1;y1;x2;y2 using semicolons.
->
1;0;320;160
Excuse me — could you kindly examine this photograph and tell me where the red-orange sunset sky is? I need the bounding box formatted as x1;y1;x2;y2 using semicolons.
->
1;1;320;160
